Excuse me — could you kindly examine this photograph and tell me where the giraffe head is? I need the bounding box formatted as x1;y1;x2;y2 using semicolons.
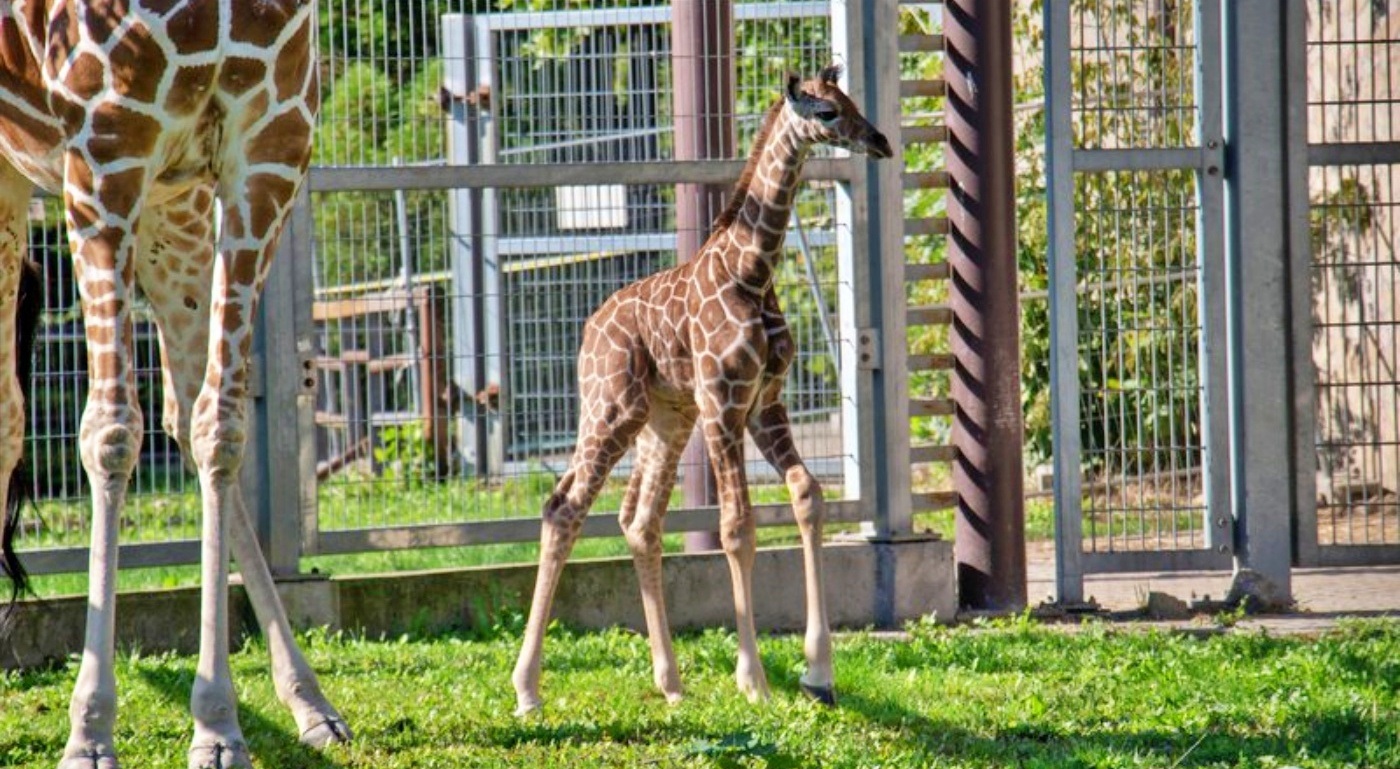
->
784;65;893;159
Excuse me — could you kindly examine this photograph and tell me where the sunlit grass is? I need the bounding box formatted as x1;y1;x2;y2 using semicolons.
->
4;618;1399;768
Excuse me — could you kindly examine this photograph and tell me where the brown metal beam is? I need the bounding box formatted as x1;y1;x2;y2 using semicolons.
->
671;0;734;551
944;0;1027;610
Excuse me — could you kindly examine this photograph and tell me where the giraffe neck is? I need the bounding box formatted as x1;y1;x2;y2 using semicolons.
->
713;103;810;292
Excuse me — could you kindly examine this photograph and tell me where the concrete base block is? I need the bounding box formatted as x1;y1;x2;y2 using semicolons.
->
2;540;953;670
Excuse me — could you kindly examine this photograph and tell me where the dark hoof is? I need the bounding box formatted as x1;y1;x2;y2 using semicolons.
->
800;681;837;705
300;717;353;747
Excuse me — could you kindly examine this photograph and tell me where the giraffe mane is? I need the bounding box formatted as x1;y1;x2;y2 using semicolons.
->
711;97;787;233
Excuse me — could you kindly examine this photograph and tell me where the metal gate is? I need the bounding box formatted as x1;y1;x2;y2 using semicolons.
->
1046;0;1232;603
1048;1;1400;601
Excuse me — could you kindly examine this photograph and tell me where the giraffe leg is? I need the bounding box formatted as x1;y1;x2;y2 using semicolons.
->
137;193;350;748
701;408;770;703
618;407;694;704
749;392;834;704
59;153;148;769
512;366;648;716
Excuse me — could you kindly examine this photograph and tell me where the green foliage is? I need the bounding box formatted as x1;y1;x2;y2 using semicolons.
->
373;424;436;489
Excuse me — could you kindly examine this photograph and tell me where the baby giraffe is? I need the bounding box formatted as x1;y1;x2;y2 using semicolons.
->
512;65;892;714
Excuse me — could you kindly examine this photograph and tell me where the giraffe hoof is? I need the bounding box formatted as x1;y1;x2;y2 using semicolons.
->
300;716;353;748
58;748;118;769
799;681;837;706
188;741;252;769
514;698;543;718
664;691;685;705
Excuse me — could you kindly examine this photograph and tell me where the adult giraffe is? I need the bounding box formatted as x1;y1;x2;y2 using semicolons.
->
0;1;350;767
512;65;892;715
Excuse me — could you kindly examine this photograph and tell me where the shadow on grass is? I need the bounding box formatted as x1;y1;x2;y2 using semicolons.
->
835;687;1307;767
135;665;344;769
484;718;802;768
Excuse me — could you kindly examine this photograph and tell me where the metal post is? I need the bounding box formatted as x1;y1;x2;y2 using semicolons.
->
242;186;318;576
945;0;1027;609
671;0;734;551
1222;2;1294;601
1044;0;1085;605
444;15;501;480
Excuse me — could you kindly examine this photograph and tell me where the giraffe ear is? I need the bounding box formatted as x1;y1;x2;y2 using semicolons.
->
785;72;802;103
819;63;843;85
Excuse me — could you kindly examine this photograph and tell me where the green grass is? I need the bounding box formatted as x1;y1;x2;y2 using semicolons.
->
4;618;1399;768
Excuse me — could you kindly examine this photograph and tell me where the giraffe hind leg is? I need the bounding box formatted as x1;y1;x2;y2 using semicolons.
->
512;367;650;715
136;192;350;750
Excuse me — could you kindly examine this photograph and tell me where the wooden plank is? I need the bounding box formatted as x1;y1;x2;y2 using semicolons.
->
901;124;949;145
910;443;957;463
907;304;954;326
905;262;951;281
903;170;951;189
909;397;955;417
900;79;947;98
905;217;949;237
907;352;955;371
911;491;958;512
898;34;946;53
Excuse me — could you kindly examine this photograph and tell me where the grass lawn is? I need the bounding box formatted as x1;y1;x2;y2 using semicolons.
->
4;617;1398;768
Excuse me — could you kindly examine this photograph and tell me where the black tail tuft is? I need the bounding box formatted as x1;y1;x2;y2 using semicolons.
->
3;258;42;615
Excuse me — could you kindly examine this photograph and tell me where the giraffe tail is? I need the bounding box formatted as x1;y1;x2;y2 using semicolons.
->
2;258;42;611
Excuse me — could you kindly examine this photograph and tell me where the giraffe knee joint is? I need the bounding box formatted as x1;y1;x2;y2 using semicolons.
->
79;423;143;477
190;425;247;477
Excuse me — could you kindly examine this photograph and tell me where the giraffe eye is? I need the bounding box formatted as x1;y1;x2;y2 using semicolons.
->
814;108;839;122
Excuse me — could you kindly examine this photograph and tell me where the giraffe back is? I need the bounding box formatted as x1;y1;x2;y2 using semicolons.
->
0;0;318;199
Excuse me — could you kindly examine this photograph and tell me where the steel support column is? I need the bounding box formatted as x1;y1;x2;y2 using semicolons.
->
1222;2;1296;600
945;0;1026;609
671;0;734;551
243;186;318;576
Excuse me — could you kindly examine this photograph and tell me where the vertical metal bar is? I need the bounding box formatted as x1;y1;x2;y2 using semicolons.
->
445;15;492;479
670;0;734;550
242;186;315;576
866;0;913;540
477;19;506;480
1045;0;1085;605
1195;0;1232;557
831;0;872;509
1285;0;1319;567
944;0;1026;610
1223;1;1294;600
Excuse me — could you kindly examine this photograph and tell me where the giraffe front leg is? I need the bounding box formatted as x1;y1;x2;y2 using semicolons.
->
701;411;770;704
749;397;834;704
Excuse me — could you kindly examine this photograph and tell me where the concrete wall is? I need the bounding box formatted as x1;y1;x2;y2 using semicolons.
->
2;539;954;670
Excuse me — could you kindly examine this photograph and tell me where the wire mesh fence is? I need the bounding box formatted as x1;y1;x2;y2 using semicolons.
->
1060;1;1212;555
1307;0;1400;547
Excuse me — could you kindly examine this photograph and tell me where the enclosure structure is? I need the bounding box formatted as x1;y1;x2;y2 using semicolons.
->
1046;0;1400;602
16;0;967;610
